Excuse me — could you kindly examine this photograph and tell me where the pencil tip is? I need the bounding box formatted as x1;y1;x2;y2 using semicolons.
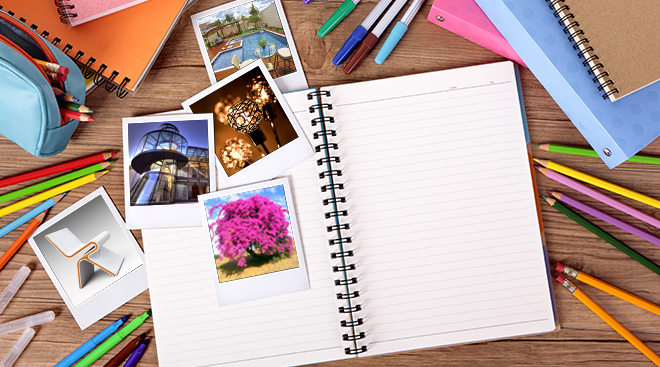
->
53;193;65;202
551;191;562;199
36;211;48;221
534;144;540;148
146;309;152;316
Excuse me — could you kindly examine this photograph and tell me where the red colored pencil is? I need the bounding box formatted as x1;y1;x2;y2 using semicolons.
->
0;210;47;271
0;152;115;189
59;108;94;121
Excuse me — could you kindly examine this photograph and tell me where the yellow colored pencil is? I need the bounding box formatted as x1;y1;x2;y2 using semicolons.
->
0;171;107;218
534;158;660;210
557;263;660;317
556;275;660;366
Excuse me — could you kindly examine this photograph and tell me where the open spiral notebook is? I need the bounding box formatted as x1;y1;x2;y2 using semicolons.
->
142;61;557;366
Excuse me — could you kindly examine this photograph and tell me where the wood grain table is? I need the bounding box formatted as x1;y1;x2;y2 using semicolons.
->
3;0;660;365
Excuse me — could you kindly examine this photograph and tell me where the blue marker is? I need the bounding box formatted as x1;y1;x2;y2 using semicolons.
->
54;316;128;367
374;0;426;64
332;0;393;66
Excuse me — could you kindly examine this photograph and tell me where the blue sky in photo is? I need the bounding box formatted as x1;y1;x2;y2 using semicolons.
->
127;119;210;158
197;0;276;27
203;184;291;228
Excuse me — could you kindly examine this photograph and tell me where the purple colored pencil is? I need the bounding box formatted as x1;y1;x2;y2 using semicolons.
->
550;191;660;248
123;338;149;367
536;166;660;230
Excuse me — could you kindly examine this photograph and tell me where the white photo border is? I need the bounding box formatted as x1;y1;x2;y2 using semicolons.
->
197;177;309;307
190;0;308;92
122;113;217;229
27;187;148;330
182;61;313;188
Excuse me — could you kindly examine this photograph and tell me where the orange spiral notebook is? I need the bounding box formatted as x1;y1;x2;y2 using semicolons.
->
0;0;188;97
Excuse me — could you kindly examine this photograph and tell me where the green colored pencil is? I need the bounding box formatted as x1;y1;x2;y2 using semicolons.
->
542;195;660;277
57;101;93;113
0;161;113;204
535;143;660;165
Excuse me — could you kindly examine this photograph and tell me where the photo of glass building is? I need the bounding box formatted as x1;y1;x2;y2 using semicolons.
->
129;122;210;205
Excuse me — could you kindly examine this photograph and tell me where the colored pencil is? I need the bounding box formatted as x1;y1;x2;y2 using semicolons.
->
534;159;660;210
536;143;660;165
542;195;660;277
51;87;78;103
535;166;660;230
34;59;69;75
556;275;660;365
0;210;47;271
0;152;115;189
557;263;660;317
550;191;660;247
60;108;94;122
0;163;111;204
0;171;107;218
0;194;64;239
57;101;93;113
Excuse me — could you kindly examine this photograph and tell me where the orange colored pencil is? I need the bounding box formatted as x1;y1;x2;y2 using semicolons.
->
557;263;660;317
0;211;47;271
556;275;660;365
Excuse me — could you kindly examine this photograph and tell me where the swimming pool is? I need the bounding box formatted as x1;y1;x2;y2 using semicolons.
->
211;30;289;71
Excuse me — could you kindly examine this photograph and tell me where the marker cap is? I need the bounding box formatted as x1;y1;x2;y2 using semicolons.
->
317;0;357;38
333;25;369;66
343;32;379;74
374;21;408;65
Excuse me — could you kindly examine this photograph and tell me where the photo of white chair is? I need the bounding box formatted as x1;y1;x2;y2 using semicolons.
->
45;228;124;289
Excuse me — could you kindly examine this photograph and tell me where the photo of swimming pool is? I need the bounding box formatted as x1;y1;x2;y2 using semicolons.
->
212;30;289;71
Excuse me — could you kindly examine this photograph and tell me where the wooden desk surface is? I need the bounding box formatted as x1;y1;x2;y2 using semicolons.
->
3;0;660;365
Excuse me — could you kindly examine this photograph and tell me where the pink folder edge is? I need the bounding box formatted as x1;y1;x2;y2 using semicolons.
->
427;0;527;67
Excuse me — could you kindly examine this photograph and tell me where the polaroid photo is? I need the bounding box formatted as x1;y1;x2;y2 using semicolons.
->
182;61;313;188
197;177;309;307
27;187;148;330
191;0;308;92
122;113;216;229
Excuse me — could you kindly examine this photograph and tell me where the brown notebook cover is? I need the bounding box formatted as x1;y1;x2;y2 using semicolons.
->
549;0;660;101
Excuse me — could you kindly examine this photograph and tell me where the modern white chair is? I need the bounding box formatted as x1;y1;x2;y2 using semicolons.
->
231;54;255;70
45;228;124;289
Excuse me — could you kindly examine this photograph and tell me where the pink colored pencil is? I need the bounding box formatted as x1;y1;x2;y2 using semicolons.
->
550;191;660;248
536;166;660;230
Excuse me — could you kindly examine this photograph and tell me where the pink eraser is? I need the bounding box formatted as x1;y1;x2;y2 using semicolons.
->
556;263;565;272
556;274;565;283
427;0;526;67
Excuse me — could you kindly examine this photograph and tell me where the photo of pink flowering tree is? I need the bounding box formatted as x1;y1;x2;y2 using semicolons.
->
204;185;299;282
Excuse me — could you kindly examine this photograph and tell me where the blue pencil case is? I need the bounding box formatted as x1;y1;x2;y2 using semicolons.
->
0;10;86;158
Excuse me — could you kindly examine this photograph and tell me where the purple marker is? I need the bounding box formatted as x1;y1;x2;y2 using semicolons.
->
123;338;149;367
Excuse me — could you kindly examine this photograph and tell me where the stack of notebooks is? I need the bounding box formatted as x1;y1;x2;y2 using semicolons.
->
471;0;660;168
142;61;558;366
0;0;190;97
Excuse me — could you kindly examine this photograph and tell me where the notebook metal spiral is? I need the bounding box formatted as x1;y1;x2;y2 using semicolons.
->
54;0;76;24
546;0;619;100
0;4;130;98
307;89;368;355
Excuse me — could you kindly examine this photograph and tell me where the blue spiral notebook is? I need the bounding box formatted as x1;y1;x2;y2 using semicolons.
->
475;0;660;168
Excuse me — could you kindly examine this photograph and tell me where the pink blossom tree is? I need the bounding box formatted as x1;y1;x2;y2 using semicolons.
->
208;195;294;267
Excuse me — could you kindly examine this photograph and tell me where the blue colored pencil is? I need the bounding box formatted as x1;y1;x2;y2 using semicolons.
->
0;194;64;239
54;316;129;367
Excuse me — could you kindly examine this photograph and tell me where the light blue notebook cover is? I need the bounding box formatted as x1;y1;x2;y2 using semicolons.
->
475;0;660;168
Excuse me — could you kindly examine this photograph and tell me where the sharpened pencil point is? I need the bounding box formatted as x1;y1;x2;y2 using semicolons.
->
53;193;65;202
35;211;48;222
103;152;116;160
538;143;550;151
100;161;114;169
94;170;109;179
535;158;549;167
550;191;563;199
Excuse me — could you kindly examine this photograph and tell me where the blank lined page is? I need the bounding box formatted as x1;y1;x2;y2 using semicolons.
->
142;93;350;366
319;62;556;356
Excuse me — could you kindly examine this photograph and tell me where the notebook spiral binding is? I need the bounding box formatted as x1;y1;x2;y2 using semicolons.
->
54;0;77;24
307;89;368;356
0;4;130;98
546;0;619;100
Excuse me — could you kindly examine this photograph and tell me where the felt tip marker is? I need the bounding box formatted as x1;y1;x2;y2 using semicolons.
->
318;0;360;38
375;0;425;64
54;316;129;367
343;0;408;73
332;0;393;66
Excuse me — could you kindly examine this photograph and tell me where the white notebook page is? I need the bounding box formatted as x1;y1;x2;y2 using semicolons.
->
142;94;352;366
318;61;556;356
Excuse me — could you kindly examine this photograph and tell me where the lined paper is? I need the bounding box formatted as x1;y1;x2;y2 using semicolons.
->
143;61;556;366
320;61;556;356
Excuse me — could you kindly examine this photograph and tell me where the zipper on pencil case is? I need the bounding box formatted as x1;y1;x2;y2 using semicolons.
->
0;12;68;125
